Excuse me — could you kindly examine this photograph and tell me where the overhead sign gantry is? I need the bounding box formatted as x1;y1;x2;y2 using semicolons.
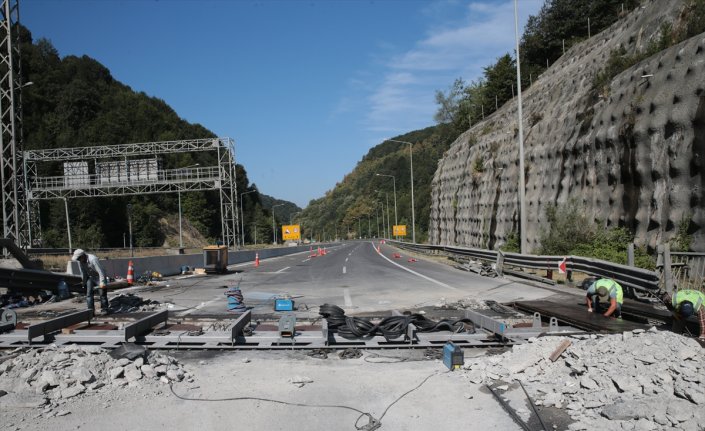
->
24;137;240;248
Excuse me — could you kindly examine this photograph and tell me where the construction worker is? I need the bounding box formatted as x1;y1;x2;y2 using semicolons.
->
72;249;110;315
659;289;705;340
586;278;623;318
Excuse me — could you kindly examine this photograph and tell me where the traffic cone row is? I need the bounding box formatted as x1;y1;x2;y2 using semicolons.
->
127;260;134;285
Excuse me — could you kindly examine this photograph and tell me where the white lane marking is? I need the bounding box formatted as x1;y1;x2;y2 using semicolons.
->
343;266;347;274
302;258;310;263
344;288;352;307
371;242;459;291
180;296;221;316
276;266;290;273
345;258;349;262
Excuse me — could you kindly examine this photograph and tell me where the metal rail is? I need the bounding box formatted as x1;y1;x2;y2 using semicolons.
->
390;240;660;294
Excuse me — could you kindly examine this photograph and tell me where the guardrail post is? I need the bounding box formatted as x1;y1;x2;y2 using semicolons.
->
627;243;635;267
658;244;674;293
496;250;504;276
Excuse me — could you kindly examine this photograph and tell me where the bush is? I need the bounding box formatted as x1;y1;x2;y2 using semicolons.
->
538;200;655;269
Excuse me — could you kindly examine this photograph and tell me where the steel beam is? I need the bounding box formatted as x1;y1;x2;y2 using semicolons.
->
27;309;93;342
124;310;168;341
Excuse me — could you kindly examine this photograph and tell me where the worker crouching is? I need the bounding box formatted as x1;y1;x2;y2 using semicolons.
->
72;248;110;315
660;289;705;341
586;278;623;318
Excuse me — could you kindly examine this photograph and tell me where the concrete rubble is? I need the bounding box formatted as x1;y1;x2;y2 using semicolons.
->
461;328;705;430
0;344;192;417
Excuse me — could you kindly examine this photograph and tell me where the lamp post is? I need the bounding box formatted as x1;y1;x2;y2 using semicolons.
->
357;218;361;239
240;189;256;247
272;204;284;244
387;139;416;243
290;211;302;225
375;189;389;238
376;173;397;237
375;204;380;238
177;163;199;249
514;0;527;253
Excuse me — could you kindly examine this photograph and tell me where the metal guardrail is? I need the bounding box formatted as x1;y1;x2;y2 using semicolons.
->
389;241;660;294
670;253;705;289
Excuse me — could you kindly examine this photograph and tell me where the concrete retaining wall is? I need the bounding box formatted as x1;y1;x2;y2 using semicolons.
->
66;244;330;279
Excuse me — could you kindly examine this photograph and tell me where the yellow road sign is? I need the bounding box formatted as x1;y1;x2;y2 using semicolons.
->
393;225;407;236
282;224;301;241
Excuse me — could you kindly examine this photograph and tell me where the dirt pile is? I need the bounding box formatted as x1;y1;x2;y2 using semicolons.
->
463;329;705;430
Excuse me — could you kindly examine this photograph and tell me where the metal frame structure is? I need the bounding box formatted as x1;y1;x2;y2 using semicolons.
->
0;308;583;350
24;137;240;247
0;0;28;249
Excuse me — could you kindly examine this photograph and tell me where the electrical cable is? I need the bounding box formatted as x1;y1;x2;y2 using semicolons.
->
319;303;475;341
168;370;442;430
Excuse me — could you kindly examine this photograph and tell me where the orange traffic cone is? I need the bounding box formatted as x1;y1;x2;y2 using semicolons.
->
322;247;327;255
255;253;260;268
127;260;134;285
317;246;322;256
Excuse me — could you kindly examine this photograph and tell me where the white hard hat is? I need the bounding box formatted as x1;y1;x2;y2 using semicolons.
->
72;248;86;261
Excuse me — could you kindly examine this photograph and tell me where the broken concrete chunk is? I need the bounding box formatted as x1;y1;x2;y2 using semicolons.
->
39;371;59;387
141;365;156;379
109;367;124;380
124;367;143;382
165;369;183;382
71;368;94;384
61;384;85;399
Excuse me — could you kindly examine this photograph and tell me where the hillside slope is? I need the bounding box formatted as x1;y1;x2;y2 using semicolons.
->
430;0;705;251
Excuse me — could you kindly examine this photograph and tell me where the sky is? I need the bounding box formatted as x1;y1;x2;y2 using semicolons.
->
22;0;543;208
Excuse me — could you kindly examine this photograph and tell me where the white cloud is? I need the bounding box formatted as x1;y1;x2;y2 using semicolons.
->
362;0;542;140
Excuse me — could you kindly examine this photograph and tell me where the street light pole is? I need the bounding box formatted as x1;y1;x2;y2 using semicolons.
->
376;173;397;237
240;189;256;247
272;204;284;244
388;139;416;243
376;204;380;238
514;0;527;253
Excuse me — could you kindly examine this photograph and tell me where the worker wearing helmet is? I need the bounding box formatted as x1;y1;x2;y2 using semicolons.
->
660;289;705;340
71;248;110;315
586;278;623;318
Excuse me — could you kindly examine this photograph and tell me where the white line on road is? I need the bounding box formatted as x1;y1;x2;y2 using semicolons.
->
345;257;349;262
344;288;352;307
276;266;290;273
343;266;347;274
372;243;459;291
302;258;310;263
179;296;221;316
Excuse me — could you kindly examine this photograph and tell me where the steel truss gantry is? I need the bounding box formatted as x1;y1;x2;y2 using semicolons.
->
0;0;28;249
24;137;240;248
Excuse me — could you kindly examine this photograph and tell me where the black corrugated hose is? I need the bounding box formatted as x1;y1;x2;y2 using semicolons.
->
319;303;475;340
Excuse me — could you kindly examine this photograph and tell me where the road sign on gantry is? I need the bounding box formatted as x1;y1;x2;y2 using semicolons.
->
393;225;407;236
282;224;301;241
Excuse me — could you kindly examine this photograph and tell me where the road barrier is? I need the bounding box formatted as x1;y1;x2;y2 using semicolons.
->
388;240;661;296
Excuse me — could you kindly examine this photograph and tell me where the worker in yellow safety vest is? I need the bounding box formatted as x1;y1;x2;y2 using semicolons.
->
586;278;623;318
659;289;705;340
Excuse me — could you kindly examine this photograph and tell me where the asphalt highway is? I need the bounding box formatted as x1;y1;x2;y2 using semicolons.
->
140;241;556;318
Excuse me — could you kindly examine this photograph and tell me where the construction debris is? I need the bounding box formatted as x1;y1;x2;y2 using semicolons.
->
108;294;162;313
461;329;705;430
0;345;192;414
